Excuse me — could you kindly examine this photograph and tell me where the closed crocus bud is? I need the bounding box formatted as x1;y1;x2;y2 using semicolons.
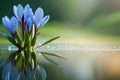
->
25;17;32;32
13;4;24;22
2;16;18;36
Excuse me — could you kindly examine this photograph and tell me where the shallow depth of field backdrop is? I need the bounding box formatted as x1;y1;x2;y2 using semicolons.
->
1;0;120;80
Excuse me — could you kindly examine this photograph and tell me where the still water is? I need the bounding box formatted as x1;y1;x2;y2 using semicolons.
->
0;44;120;80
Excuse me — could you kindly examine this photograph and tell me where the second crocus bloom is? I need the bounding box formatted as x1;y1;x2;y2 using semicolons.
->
2;16;18;36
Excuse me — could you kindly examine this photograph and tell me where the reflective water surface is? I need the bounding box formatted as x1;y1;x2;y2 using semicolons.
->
0;45;120;80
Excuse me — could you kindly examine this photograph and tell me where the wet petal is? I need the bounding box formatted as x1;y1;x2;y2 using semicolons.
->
35;7;44;25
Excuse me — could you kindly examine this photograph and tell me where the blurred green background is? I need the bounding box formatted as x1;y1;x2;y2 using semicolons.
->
1;1;120;80
1;0;120;45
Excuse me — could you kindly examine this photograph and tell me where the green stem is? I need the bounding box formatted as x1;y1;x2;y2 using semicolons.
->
16;33;22;49
24;32;32;67
31;33;37;47
32;52;37;67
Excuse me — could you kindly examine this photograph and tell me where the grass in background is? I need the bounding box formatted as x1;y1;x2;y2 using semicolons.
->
0;22;120;45
40;22;120;45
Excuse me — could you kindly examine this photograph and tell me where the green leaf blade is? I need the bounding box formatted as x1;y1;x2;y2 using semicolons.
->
41;53;59;65
0;32;18;47
40;52;66;60
36;36;60;49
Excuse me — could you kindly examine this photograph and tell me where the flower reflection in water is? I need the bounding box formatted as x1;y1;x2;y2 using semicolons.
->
0;49;65;80
1;50;46;80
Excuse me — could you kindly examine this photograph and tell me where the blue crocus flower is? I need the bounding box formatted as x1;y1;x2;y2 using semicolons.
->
29;7;50;29
13;4;31;23
2;16;18;35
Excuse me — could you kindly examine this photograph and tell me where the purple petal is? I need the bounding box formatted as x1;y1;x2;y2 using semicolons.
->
35;7;44;25
2;16;10;29
2;16;11;33
13;5;18;20
26;17;32;32
29;9;35;24
2;16;18;34
24;4;31;22
38;15;50;28
10;16;18;33
17;4;24;21
4;16;10;25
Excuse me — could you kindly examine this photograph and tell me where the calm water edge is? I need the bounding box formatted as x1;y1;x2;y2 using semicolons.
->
0;44;120;80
